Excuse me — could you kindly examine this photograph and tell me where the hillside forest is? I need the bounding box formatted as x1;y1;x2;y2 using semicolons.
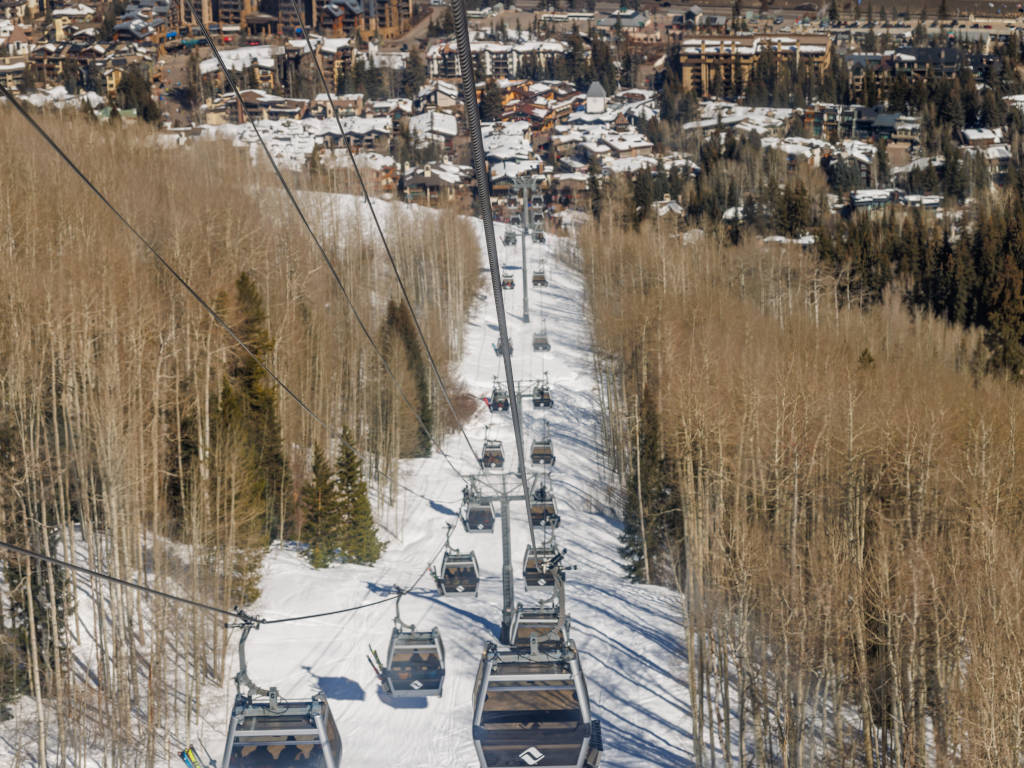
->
0;110;480;765
583;186;1024;767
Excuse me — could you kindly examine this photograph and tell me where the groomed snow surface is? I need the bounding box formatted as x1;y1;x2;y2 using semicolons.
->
193;207;691;767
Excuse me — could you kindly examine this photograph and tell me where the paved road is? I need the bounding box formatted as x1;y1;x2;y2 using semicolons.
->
153;53;195;128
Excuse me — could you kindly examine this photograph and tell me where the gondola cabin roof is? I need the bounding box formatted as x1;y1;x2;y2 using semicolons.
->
223;693;342;768
472;645;601;768
532;383;553;407
464;501;496;532
510;605;568;651
530;439;555;465
438;551;480;596
523;544;559;590
383;627;446;698
528;500;560;529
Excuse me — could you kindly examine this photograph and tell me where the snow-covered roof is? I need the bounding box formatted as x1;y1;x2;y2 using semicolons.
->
603;155;659;174
601;132;653;154
418;79;459;99
983;143;1011;160
851;188;897;204
321;37;353;53
490;158;541;179
961;127;1000;143
892;155;945;175
198;45;283;75
52;3;96;17
408;110;458;139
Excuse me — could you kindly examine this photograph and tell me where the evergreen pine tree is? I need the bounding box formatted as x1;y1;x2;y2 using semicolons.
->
983;252;1024;375
400;49;427;99
382;299;433;458
619;387;682;583
588;157;602;220
480;80;504;122
336;428;385;563
301;444;344;568
217;272;289;540
632;169;654;225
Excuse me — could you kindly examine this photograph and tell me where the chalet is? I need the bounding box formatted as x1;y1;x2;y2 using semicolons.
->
601;130;653;158
3;25;32;57
204;89;308;123
548;171;589;209
416;79;459;111
0;59;26;92
408;109;459;152
960;127;1002;147
367;97;412;131
102;65;124;97
402;161;471;206
310;90;362;117
331;115;391;152
893;46;962;78
31;43;68;82
850;188;898;212
198;44;283;95
344;151;398;193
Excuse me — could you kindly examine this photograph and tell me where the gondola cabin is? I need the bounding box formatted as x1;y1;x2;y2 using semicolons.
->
510;605;568;652
532;269;548;287
481;439;505;468
501;272;515;289
533;331;550;352
530;437;555;465
463;501;496;532
382;628;446;698
532;383;553;408
437;551;480;596
493;338;513;357
523;544;559;590
529;495;560;528
489;385;510;411
222;692;342;768
472;644;603;768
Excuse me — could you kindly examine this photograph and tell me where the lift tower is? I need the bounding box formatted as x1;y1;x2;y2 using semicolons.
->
512;175;537;323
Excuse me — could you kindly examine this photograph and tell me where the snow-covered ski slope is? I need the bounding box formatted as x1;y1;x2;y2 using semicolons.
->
198;202;691;767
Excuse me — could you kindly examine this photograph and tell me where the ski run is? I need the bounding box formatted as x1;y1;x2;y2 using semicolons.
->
2;194;692;767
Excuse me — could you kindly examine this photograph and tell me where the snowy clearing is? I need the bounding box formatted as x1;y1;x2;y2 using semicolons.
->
191;202;692;767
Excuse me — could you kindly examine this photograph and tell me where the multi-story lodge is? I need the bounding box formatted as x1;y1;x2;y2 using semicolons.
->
676;35;832;97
